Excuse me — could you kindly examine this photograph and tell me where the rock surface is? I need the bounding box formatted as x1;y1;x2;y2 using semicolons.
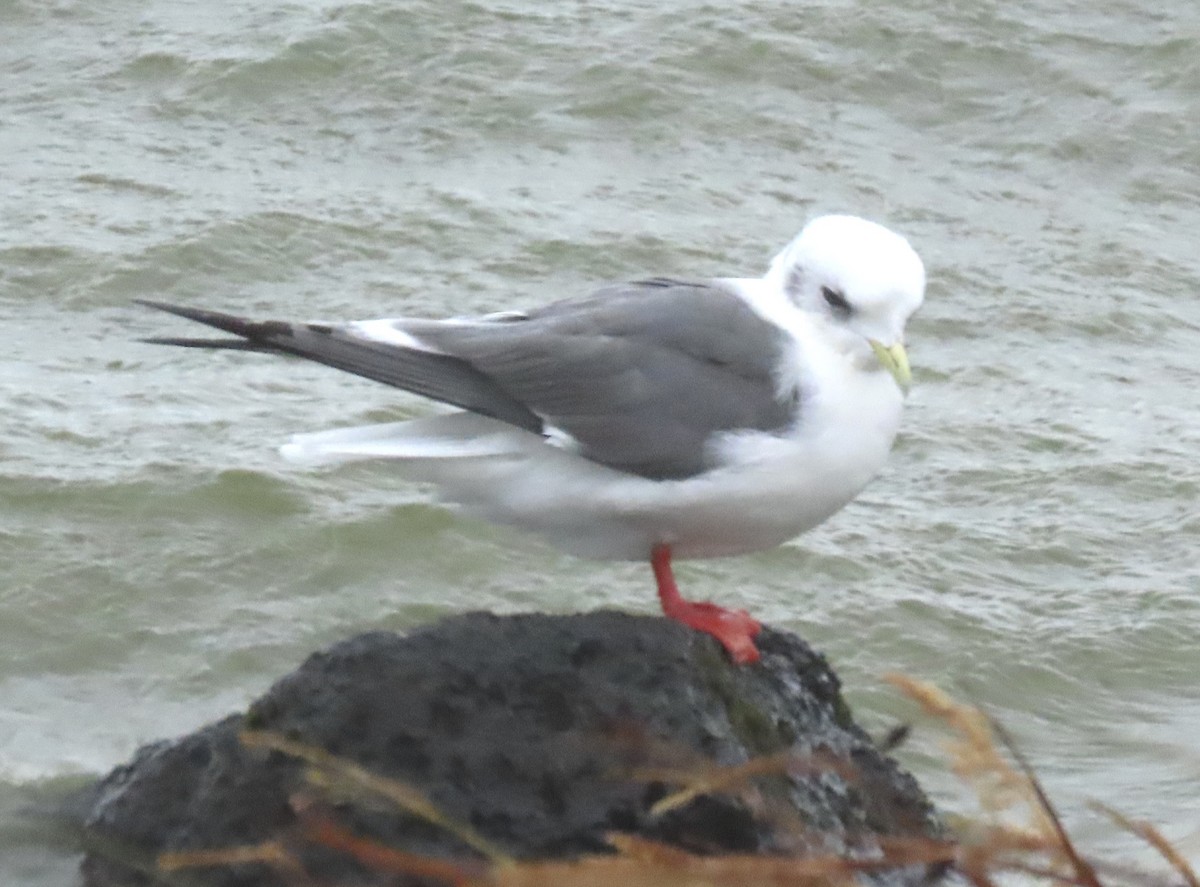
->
80;611;942;886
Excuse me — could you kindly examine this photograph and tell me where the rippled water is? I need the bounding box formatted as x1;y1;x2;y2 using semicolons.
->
2;0;1198;881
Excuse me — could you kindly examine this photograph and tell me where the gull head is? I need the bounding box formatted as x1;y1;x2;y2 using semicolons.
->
767;214;925;390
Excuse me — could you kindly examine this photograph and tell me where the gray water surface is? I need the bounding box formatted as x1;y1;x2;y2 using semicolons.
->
2;1;1199;881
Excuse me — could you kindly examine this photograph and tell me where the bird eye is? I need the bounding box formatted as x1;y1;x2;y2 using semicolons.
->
822;286;851;315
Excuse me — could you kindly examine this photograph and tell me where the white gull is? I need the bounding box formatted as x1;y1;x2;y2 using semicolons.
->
139;214;926;664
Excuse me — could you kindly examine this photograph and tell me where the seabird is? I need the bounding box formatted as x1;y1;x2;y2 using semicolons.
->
138;214;926;664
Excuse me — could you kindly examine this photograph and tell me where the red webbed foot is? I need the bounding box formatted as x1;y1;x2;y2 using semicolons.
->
651;545;762;665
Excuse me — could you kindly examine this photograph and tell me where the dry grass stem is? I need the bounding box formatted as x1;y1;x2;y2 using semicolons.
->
632;749;854;816
159;840;308;881
1091;802;1200;887
239;728;512;864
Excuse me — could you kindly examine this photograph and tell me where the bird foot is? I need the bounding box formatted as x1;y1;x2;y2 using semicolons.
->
662;598;763;664
651;544;763;664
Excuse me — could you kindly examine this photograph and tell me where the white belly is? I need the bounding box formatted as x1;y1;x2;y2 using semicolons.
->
428;365;903;561
508;409;900;560
282;339;906;562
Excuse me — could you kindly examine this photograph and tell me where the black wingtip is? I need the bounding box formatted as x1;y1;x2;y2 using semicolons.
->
138;336;276;351
134;298;201;317
134;299;284;343
136;299;244;329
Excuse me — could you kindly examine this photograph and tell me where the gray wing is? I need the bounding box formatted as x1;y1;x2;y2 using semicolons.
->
406;279;797;479
138;280;798;480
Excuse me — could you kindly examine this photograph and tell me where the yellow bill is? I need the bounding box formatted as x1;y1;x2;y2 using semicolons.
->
869;340;912;391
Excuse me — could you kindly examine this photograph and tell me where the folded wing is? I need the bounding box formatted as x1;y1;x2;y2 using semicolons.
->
138;280;798;480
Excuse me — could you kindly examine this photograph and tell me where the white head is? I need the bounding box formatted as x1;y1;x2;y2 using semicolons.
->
766;214;925;388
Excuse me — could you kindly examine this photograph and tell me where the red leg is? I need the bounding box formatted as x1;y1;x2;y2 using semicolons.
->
651;544;762;664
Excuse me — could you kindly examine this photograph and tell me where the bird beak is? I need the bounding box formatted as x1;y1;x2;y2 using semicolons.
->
869;340;912;392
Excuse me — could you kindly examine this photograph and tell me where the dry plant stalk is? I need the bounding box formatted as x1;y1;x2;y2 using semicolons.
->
159;840;309;882
1091;802;1199;887
882;673;1200;887
239;728;512;864
883;673;1051;832
297;816;956;887
630;748;855;816
297;800;483;887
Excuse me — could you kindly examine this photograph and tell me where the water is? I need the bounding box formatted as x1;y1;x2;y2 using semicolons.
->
2;0;1198;881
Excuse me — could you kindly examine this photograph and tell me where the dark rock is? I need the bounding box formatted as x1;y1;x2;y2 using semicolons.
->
80;611;942;886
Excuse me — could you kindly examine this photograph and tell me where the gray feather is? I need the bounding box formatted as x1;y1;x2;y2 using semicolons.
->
398;280;797;479
138;281;799;481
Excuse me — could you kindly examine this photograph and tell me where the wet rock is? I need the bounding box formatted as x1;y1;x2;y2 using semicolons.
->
80;611;942;886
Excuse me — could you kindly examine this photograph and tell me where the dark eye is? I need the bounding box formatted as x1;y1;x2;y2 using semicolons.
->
822;286;851;316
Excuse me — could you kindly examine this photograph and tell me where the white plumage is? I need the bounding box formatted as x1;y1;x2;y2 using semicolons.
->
140;214;926;663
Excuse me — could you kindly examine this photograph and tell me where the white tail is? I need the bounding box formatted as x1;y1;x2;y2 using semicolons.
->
280;413;536;465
